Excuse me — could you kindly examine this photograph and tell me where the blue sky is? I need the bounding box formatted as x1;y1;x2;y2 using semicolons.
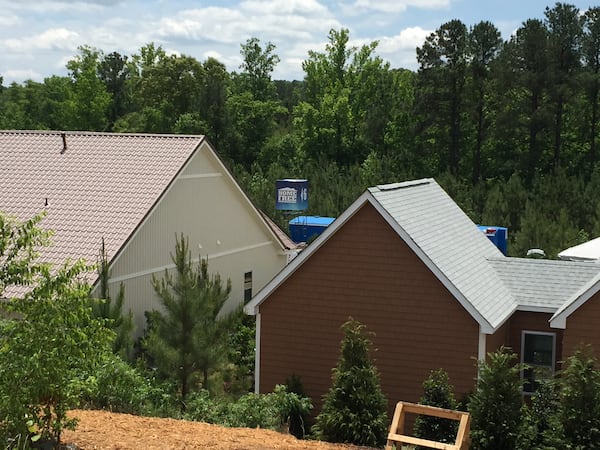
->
0;0;594;85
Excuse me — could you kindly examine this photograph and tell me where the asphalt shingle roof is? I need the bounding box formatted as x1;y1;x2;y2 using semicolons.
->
369;179;517;331
0;130;205;291
488;257;600;311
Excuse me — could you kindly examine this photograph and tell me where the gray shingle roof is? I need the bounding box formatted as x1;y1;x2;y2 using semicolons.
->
0;130;205;292
488;257;600;311
369;179;517;331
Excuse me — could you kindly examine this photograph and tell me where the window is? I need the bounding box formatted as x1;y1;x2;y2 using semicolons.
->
521;331;555;393
244;271;252;304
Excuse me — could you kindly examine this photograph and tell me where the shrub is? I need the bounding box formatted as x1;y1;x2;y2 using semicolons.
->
185;384;312;431
468;346;523;450
519;380;565;449
0;261;114;446
312;318;388;448
414;369;459;445
559;345;600;449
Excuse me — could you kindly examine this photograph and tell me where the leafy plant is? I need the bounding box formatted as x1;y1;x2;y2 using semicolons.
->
468;346;524;450
558;345;600;449
312;317;388;447
414;369;459;446
0;260;114;445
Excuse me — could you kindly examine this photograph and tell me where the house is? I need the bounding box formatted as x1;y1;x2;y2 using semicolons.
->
0;130;293;334
558;236;600;261
245;178;600;416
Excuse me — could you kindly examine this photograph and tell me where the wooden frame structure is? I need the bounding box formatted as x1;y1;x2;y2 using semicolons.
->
385;402;470;450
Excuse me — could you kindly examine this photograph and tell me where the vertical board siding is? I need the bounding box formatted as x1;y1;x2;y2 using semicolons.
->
562;291;600;358
108;144;287;335
259;203;479;418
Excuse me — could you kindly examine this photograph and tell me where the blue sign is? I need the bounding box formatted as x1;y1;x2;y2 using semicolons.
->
275;179;309;211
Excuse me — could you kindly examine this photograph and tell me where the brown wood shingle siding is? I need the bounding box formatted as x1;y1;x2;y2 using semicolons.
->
562;291;600;358
258;203;479;417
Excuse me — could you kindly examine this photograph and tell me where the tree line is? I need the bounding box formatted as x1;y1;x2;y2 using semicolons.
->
3;2;600;257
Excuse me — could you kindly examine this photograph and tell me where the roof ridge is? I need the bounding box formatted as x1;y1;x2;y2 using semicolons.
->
0;130;205;139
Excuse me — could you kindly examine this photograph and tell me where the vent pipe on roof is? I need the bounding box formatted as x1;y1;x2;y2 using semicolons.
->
60;132;67;154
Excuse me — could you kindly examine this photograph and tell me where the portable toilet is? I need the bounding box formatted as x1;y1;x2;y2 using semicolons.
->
289;216;335;244
477;225;508;255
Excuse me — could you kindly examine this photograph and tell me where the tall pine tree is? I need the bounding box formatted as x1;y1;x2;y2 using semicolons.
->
144;233;233;410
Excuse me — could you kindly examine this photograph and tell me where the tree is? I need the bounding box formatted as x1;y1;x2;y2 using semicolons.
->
558;345;600;449
0;211;50;296
91;238;134;360
416;20;469;176
467;21;502;183
468;347;523;450
312;317;388;447
236;37;280;101
414;369;459;445
0;214;113;447
144;233;233;410
582;7;600;173
544;3;583;170
66;45;111;130
98;51;132;130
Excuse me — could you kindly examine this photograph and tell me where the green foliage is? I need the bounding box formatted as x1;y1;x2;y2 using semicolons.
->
519;381;566;450
468;347;524;450
414;369;459;445
558;345;600;449
91;237;134;360
312;318;388;448
185;385;312;432
78;353;180;417
143;233;233;410
0;260;114;445
0;211;51;296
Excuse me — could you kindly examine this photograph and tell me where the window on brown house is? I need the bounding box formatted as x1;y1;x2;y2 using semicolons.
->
521;331;556;394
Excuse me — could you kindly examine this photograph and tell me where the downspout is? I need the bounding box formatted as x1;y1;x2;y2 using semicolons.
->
478;328;487;366
254;312;261;394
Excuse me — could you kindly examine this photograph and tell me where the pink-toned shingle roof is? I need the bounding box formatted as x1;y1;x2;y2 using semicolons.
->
0;130;205;290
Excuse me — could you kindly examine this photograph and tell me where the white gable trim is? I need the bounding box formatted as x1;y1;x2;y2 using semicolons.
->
245;189;495;333
550;274;600;329
106;140;286;285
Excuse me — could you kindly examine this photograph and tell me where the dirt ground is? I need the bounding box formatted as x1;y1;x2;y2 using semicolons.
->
61;410;376;450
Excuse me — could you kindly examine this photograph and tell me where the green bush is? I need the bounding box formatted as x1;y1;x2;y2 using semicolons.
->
77;354;180;417
559;345;600;449
312;318;388;448
519;380;565;449
468;347;524;450
185;385;312;432
414;369;459;445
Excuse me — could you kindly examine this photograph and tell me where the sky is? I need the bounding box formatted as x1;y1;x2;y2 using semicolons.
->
0;0;595;85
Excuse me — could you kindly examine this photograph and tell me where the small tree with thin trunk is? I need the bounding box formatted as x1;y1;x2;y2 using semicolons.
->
468;346;524;450
312;317;388;447
91;237;134;360
144;233;233;411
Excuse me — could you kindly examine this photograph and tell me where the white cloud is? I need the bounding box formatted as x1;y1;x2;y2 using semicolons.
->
346;0;451;14
0;12;20;27
2;28;80;52
1;68;43;82
240;0;330;16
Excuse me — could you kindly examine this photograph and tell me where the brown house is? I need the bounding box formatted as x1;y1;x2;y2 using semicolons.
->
245;178;600;416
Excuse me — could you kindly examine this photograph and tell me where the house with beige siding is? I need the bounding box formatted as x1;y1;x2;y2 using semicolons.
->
245;178;600;417
0;130;293;334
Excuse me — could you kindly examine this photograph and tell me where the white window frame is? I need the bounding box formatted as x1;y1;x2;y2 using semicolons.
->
521;330;556;394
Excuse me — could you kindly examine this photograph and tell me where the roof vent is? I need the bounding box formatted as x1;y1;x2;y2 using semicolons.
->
60;132;67;154
376;179;431;191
